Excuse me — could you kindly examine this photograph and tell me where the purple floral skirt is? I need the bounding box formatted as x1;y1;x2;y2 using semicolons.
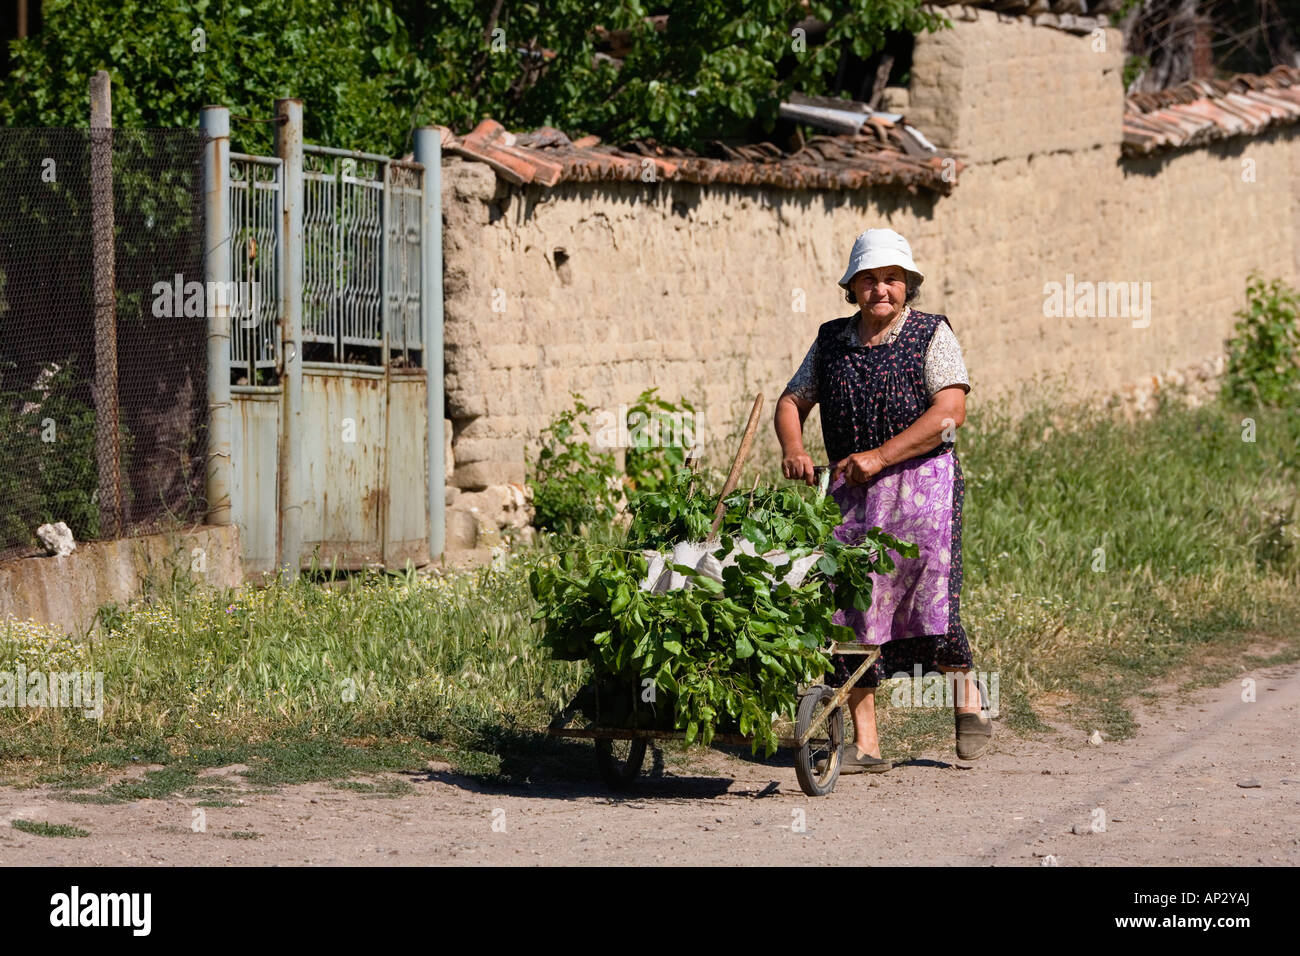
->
824;449;973;689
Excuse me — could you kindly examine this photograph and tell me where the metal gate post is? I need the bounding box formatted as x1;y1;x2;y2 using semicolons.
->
200;105;232;526
414;127;445;557
275;99;305;577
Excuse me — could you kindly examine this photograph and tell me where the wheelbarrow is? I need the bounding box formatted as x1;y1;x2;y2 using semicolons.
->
544;393;883;796
546;642;880;796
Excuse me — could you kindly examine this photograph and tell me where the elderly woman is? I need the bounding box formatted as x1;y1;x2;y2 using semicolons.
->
774;228;992;773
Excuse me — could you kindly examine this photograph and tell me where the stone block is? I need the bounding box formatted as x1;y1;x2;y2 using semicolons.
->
444;419;454;479
453;436;525;465
446;388;486;419
0;525;243;636
444;160;498;204
451;459;524;490
445;507;479;550
454;483;533;532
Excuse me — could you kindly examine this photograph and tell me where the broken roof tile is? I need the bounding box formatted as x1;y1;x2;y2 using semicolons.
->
446;62;1298;184
443;113;965;195
1122;65;1300;156
928;0;1121;31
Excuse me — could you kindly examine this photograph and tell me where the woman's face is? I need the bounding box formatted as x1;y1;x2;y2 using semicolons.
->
851;266;907;321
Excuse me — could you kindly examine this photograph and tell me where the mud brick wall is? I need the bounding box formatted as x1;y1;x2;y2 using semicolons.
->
909;6;1125;162
437;9;1300;549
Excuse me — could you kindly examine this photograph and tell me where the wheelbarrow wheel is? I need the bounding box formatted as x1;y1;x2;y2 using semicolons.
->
794;685;845;797
596;737;648;789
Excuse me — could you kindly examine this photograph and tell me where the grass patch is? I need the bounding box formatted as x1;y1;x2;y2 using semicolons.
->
430;742;504;780
195;799;241;808
50;792;125;805
1;378;1297;782
39;771;106;790
10;738;441;803
876;706;954;760
104;767;200;802
237;738;432;788
12;820;89;838
992;685;1052;735
1;554;585;786
1175;638;1300;696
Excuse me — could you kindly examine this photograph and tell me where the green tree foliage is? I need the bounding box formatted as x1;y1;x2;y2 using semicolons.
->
561;0;943;146
1;0;421;156
527;393;623;534
2;0;943;154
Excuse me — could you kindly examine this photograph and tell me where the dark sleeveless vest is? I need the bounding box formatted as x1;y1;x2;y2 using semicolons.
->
813;309;955;464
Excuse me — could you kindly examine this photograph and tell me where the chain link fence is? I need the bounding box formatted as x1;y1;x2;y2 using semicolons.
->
0;128;207;561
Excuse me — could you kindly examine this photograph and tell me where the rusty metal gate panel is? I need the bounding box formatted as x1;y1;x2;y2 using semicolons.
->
229;389;281;576
384;369;430;567
299;365;386;568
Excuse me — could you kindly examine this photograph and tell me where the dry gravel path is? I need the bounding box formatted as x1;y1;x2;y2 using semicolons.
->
2;655;1297;866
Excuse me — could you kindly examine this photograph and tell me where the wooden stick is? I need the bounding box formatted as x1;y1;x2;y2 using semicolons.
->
90;71;122;538
710;393;764;535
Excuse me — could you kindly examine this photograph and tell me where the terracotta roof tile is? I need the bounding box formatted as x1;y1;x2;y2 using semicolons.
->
926;0;1122;32
444;112;965;195
1122;65;1300;156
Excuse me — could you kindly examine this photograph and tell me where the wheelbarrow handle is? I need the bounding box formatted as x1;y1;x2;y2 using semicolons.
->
813;464;832;503
710;394;764;536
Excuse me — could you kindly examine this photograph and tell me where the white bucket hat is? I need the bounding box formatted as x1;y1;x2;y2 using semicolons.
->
837;228;924;290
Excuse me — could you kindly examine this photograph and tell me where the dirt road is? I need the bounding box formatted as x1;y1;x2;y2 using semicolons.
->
2;656;1297;866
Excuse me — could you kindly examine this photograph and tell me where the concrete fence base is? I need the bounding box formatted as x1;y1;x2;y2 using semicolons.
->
0;525;242;637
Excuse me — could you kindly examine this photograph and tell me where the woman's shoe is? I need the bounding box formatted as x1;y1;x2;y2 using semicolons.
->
955;711;993;759
816;746;892;775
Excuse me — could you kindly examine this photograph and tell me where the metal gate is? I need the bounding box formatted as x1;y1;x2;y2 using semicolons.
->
203;104;445;578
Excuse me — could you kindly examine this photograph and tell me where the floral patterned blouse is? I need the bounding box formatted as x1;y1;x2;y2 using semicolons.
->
785;306;970;403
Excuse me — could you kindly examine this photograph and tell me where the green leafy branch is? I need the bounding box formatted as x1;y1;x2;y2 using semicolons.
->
529;466;918;754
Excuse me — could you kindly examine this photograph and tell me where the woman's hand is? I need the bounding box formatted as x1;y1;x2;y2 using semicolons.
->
833;449;888;485
782;451;817;486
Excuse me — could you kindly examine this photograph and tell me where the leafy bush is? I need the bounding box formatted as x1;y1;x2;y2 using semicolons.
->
33;364;105;540
1223;274;1300;409
623;387;699;499
529;468;917;754
0;360;105;551
527;393;623;535
0;392;44;551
